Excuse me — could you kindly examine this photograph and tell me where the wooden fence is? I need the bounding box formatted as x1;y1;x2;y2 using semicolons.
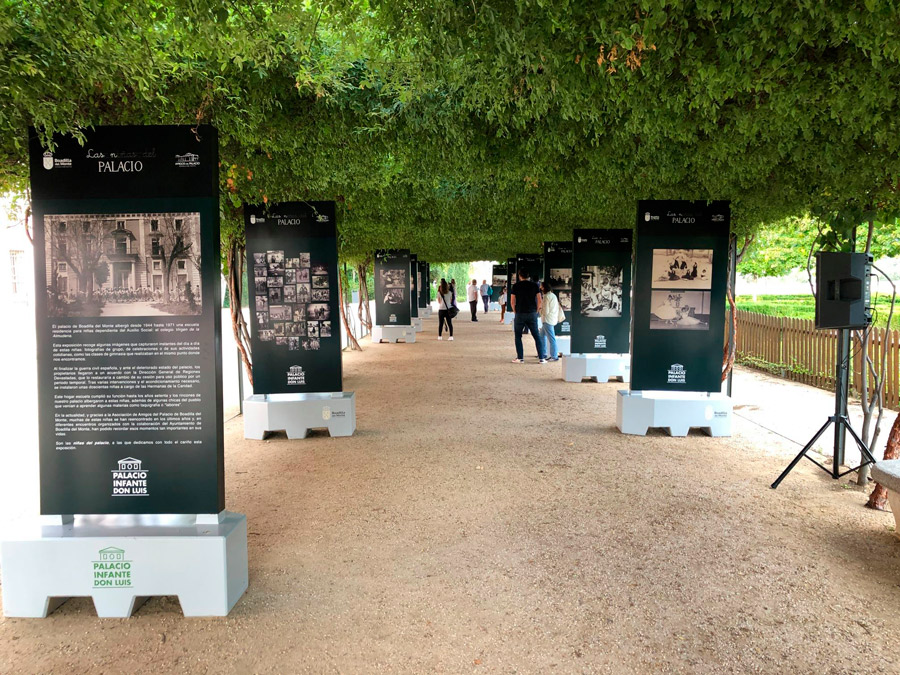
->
734;309;900;410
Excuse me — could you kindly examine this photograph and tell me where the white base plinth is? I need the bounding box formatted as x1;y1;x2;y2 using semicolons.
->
412;317;424;332
616;390;732;436
489;302;502;312
1;513;248;618
420;306;432;318
244;392;356;439
562;353;630;383
504;312;514;325
555;335;571;357
372;324;416;343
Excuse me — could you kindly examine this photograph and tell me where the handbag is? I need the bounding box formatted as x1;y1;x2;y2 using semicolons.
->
444;293;459;318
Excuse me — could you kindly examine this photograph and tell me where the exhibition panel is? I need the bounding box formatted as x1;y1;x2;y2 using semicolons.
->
374;249;411;326
543;241;573;336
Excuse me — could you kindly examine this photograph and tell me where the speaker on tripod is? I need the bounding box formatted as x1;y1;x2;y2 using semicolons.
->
772;251;875;488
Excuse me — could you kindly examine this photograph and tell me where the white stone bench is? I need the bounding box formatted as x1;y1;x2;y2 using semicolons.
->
872;460;900;537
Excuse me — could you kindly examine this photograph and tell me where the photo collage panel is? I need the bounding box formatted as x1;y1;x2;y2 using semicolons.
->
253;250;332;350
580;265;622;318
549;267;573;313
649;249;713;330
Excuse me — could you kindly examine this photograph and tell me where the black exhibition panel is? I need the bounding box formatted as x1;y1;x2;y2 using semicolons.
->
374;249;411;325
570;229;633;354
30;124;224;515
516;253;543;283
491;264;507;305
630;200;730;392
543;241;574;336
245;201;342;395
505;257;516;312
409;254;419;319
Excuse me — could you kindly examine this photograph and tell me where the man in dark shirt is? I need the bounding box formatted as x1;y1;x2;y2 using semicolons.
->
510;267;545;363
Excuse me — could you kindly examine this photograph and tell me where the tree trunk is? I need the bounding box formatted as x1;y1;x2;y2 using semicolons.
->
338;268;362;351
357;261;372;332
225;240;254;385
867;412;900;510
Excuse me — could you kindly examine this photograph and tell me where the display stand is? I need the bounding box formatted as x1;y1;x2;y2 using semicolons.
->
244;392;356;439
1;512;248;618
562;353;629;383
555;335;572;357
412;317;424;332
616;390;732;436
371;324;416;343
504;312;514;325
489;301;502;312
420;306;433;318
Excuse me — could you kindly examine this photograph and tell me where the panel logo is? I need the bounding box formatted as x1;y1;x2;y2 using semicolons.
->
667;363;687;384
594;335;607;349
322;406;332;421
389;313;397;323
712;213;725;222
288;365;306;386
644;212;659;221
316;213;329;223
92;546;133;588
42;151;73;170
175;152;200;168
111;457;149;497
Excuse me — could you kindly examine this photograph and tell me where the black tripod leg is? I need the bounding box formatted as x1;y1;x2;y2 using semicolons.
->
843;420;878;465
771;418;834;489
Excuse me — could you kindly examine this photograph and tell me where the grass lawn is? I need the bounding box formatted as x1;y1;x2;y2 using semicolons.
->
736;294;900;330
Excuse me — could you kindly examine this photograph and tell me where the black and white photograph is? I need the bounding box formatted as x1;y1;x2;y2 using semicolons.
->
308;321;320;338
286;257;299;269
254;276;267;293
548;267;572;290
320;321;332;337
287;322;306;337
293;306;307;323
256;311;268;328
383;288;405;305
308;303;330;321
254;265;267;277
255;295;268;311
297;283;311;303
283;285;297;303
274;322;285;337
267;275;284;287
275;336;287;346
312;263;328;276
651;249;713;289
312;275;329;289
253;252;265;265
268;260;284;275
268;286;283;303
266;250;284;265
311;288;330;301
303;337;321;351
299;252;311;268
298;268;310;283
558;290;572;312
649;290;711;330
380;268;406;288
288;337;300;350
44;212;203;318
259;329;274;342
270;305;288;321
580;265;623;317
284;268;297;284
492;273;506;287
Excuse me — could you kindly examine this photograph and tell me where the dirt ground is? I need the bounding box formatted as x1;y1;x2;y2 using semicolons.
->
2;310;900;674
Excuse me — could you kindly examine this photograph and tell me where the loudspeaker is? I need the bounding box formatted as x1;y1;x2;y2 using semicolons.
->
815;252;872;329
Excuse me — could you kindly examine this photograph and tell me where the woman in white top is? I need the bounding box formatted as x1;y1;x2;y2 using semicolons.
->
539;281;564;360
437;279;455;340
498;286;508;322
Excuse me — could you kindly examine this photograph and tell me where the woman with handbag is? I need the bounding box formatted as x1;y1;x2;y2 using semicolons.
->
437;279;457;340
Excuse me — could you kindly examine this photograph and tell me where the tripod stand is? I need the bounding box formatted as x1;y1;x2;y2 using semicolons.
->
771;328;877;489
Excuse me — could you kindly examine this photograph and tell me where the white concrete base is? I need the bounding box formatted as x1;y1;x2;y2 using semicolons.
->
616;390;732;437
489;302;502;312
504;311;514;325
372;324;416;343
1;512;248;618
562;353;630;383
412;317;423;332
555;335;571;357
420;306;432;318
244;392;356;439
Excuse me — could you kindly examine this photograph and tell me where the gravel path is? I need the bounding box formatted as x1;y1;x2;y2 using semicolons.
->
2;310;900;673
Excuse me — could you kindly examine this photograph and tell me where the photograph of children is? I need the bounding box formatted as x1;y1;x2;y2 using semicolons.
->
298;268;310;283
275;336;287;346
299;252;311;268
303;338;321;351
287;257;299;269
311;288;330;301
558;291;572;312
270;305;288;321
259;329;274;342
286;322;305;337
284;269;297;284
288;337;300;350
297;283;312;303
256;312;268;328
268;260;284;275
268;286;283;303
320;321;332;337
549;268;572;290
293;306;307;323
255;295;268;311
649;291;711;330
580;265;623;317
267;275;283;287
254;276;267;294
254;265;267;277
253;252;265;265
651;249;713;289
273;322;285;336
308;303;330;321
283;285;297;303
307;321;320;338
312;275;329;289
266;250;284;264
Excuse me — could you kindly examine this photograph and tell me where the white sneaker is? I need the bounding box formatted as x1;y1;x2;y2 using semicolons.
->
539;359;548;364
448;336;454;341
437;336;442;340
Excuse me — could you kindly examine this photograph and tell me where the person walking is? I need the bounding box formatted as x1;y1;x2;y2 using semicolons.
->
479;280;491;313
498;286;508;322
437;279;455;340
467;279;480;321
510;268;545;363
539;281;564;361
449;279;458;310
